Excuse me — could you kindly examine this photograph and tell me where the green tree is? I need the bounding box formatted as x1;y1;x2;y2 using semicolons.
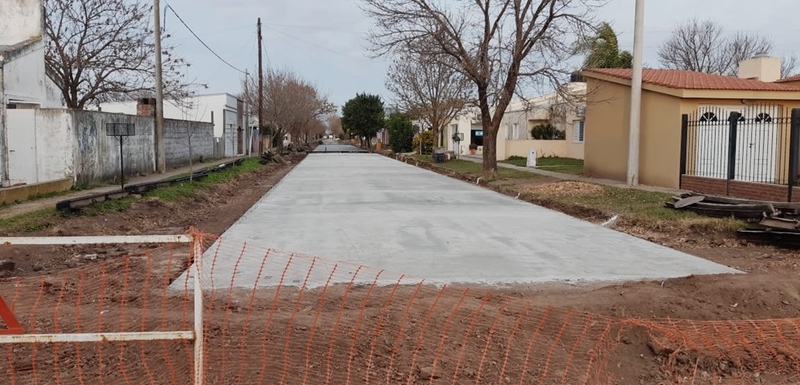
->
386;112;414;153
574;22;633;69
341;93;385;148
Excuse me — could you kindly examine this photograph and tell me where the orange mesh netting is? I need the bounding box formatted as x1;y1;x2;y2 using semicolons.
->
0;233;798;384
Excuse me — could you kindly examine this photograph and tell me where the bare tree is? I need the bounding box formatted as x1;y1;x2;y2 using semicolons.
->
782;55;800;79
386;46;472;148
285;81;336;144
242;68;334;148
171;98;205;182
657;19;797;77
44;0;188;109
327;115;344;138
363;0;594;176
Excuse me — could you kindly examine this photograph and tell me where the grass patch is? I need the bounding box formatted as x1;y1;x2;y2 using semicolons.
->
11;183;106;204
526;184;743;231
503;156;528;167
0;208;59;234
147;158;262;201
413;156;538;180
80;198;137;216
503;156;584;175
0;158;266;232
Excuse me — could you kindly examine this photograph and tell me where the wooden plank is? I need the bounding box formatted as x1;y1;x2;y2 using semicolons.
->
674;195;705;209
759;217;800;231
688;193;800;209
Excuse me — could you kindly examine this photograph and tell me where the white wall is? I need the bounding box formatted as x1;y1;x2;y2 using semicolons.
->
4;44;53;106
6;109;216;186
99;94;241;138
0;0;42;46
6;109;73;185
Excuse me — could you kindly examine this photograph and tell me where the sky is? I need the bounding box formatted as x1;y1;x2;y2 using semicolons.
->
164;0;800;109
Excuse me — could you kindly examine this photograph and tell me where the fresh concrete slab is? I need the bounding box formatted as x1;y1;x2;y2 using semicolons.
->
175;154;739;290
313;144;368;153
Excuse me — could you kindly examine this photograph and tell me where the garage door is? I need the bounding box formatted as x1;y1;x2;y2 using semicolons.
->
694;105;778;184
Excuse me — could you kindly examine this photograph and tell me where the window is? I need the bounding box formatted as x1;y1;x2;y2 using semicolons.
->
513;123;519;140
471;130;484;146
573;120;585;143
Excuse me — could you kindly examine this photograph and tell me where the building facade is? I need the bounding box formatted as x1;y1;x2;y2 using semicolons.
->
98;93;250;158
441;82;586;160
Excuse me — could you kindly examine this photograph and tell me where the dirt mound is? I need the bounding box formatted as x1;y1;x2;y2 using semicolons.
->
525;181;604;196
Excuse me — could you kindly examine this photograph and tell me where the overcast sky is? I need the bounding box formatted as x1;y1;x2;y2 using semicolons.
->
164;0;800;109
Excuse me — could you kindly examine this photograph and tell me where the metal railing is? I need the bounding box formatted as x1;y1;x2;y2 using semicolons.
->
680;105;800;196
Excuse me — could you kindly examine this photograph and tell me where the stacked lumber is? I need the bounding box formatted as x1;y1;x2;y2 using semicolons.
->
666;193;800;248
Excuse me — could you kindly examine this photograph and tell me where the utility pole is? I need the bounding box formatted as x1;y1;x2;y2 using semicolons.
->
626;0;645;186
0;58;8;187
244;69;250;156
154;0;166;173
258;18;264;150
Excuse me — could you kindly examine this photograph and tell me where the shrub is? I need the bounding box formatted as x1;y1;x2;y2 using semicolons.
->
386;112;415;153
413;130;435;155
530;124;565;140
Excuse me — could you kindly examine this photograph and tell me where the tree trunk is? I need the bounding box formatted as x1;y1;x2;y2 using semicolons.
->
477;85;499;177
482;127;498;176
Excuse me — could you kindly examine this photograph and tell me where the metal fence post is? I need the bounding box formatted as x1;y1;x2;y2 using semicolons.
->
726;112;741;196
679;114;689;189
789;109;800;202
193;234;204;385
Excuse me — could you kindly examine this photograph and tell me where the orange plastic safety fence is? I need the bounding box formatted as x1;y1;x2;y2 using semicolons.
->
0;234;799;384
1;242;196;385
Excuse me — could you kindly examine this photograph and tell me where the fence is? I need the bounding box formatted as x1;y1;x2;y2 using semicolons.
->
680;105;800;201
2;233;800;384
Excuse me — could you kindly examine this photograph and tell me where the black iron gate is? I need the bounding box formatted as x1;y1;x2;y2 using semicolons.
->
679;105;800;201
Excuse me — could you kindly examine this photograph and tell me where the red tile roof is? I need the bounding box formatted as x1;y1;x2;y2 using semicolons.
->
584;68;800;92
776;73;800;83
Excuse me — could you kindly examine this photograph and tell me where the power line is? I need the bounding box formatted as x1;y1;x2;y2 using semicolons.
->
262;24;345;57
262;22;366;34
261;39;272;67
164;3;246;75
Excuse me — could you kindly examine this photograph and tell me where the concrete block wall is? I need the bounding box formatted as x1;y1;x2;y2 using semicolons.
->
72;111;156;185
163;119;215;168
4;109;227;188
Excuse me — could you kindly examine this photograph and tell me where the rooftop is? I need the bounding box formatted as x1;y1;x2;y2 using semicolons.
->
776;73;800;83
583;68;800;92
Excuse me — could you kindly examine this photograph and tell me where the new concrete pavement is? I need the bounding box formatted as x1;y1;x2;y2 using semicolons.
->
175;153;738;289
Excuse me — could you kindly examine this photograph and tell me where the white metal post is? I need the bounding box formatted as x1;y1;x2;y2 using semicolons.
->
193;234;204;385
627;0;645;186
0;235;198;376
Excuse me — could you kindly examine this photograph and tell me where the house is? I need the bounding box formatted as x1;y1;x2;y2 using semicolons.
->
1;0;65;188
442;82;586;160
776;73;800;89
0;0;62;110
582;55;800;200
97;94;250;158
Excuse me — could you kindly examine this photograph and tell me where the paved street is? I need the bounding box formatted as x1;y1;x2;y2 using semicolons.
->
176;154;738;289
313;144;367;153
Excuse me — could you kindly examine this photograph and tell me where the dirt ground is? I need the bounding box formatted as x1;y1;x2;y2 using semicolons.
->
0;154;305;278
1;153;800;384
